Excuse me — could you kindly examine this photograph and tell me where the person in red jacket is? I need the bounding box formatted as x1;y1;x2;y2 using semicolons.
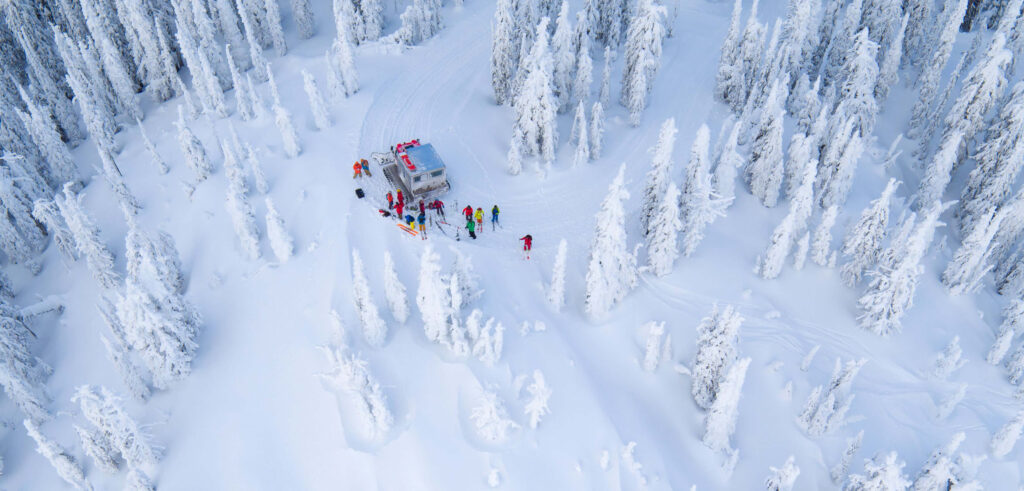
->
463;205;473;221
397;189;404;206
520;234;532;259
395;201;404;219
419;200;426;214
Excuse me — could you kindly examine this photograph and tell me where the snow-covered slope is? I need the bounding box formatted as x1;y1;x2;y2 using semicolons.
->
2;0;1023;489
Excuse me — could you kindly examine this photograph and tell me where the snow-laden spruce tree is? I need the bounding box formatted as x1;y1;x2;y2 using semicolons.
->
571;103;587;147
590;101;606;159
821;0;862;89
765;455;800;491
175;106;213;185
989;299;1024;365
642;321;668;372
573;34;594;107
584;164;638;318
73;385;159;467
703;357;751;454
715;0;746;111
784;132;814;202
908;0;968;140
382;251;409;324
714;120;744;205
680;125;726;257
547;238;568;310
830;430;864;484
943;32;1012;156
912;432;980;489
135;118;169;175
551;1;574;112
991;410;1024;458
933;336;968;380
875;14;907;102
691;304;743;410
840;179;898;287
23;420;91;491
746;80;785;207
835;29;879;137
574;107;591;167
264;197;294;263
351;250;387;348
223;144;261;260
914;130;964;212
599;45;613;105
267;72;302;158
514;18;559;164
942;208;1004;295
226;45;254;121
301;70;331;131
647;182;682;277
799;358;866;437
524;370;552;429
32;199;77;264
817;119;864;209
758;160;815;280
810;205;839;267
96;295;152;399
15;89;77;188
0;301;53;423
55;183;119;290
326;35;359;101
117;221;201;390
641;118;678;236
507;129;524;175
491;0;517;105
620;0;666;126
292;0;316;38
858;202;951;336
263;0;287;54
96;149;141;216
736;0;765;106
450;248;483;307
846;452;911;490
959;83;1024;237
417;244;451;342
75;422;117;474
472;390;518;443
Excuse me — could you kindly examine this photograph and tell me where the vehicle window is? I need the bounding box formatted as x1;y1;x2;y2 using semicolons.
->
413;175;422;182
431;170;443;177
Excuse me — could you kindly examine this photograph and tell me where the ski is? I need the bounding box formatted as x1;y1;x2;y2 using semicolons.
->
397;223;419;236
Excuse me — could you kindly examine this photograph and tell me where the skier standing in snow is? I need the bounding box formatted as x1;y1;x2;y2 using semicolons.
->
353;161;363;178
417;212;427;239
386;191;394;209
419;200;426;215
520;234;533;259
475;208;484;234
491;205;500;230
463;204;474;222
467;218;477;239
432;199;445;219
395;201;404;219
361;159;372;177
397;189;404;207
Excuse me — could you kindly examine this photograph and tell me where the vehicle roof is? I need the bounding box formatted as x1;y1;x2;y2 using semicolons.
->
405;144;445;173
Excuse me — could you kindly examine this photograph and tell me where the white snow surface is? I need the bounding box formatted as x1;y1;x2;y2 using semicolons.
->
3;1;1023;490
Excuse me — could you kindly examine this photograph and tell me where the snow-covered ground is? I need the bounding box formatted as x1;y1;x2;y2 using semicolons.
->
3;0;1024;489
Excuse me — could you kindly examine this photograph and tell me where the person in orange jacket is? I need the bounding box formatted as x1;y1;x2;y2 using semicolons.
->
353;161;363;178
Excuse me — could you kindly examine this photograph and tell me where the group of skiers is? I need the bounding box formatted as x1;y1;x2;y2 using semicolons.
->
461;204;500;239
352;159;372;178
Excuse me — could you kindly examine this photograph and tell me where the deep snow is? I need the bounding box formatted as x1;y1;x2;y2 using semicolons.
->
2;0;1023;489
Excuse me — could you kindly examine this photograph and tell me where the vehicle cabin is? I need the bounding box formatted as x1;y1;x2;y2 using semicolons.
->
393;140;448;197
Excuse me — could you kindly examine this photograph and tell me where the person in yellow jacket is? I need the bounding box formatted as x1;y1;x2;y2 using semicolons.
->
474;208;484;234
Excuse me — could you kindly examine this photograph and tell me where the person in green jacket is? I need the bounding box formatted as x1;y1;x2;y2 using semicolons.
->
466;218;477;239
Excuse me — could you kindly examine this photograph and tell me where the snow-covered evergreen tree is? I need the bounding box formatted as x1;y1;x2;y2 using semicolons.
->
679;124;725;257
382;251;409;324
620;0;666;126
23;420;91;491
491;0;517;105
590;100;605;159
264;0;287;55
301;70;331;131
584;164;637;318
817;119;864;209
737;0;766;107
514;18;559;164
135;118;169;175
991;410;1024;457
326;35;359;100
810;205;838;266
73;385;158;467
292;0;316;38
859;202;951;336
647;182;682;276
417;244;450;342
941;32;1012;157
746;80;785;207
175;106;213;185
840;179;898;286
799;357;866;437
875;14;907;101
507;129;524;175
691;304;743;410
15;90;77;188
714;120;744;204
551;1;575;112
943;207;1004;295
599;45;613;105
56;183;118;290
351;250;387;347
990;299;1023;365
265;197;294;262
912;432;978;489
908;0;969;141
765;455;800;491
794;77;821;134
641;118;678;236
547;238;568;311
32;199;77;263
846;452;911;490
835;29;879;137
0;300;52;423
268;72;302;158
227;45;254;121
703;357;751;453
758;160;815;279
573;34;594;107
471;390;518;443
524;370;552;429
831;430;864;484
914;130;964;211
933;336;968;380
642;321;667;371
715;0;746;111
97;299;151;401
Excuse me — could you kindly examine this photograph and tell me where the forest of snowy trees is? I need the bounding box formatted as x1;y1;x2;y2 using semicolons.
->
3;0;1024;487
